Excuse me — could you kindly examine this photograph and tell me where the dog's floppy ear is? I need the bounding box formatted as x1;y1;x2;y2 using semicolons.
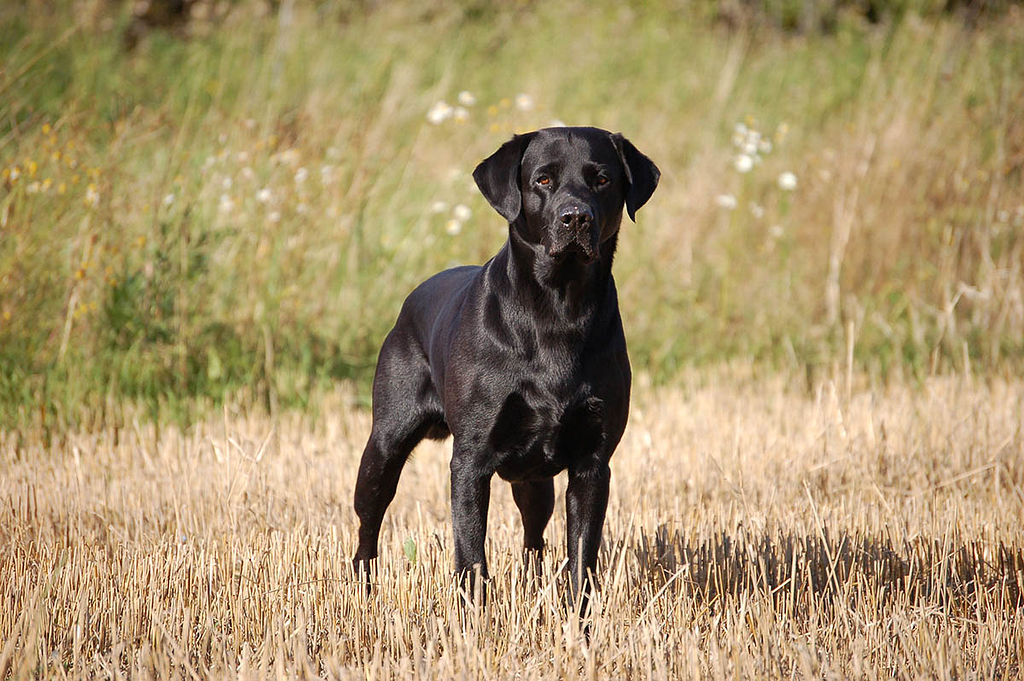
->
473;132;538;223
612;133;660;222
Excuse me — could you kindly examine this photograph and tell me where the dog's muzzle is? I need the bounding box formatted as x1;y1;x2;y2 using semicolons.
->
548;204;599;262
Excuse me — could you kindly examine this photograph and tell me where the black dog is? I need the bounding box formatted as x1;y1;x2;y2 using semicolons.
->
353;127;659;604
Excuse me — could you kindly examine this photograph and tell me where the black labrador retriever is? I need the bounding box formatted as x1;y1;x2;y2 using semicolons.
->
353;126;659;604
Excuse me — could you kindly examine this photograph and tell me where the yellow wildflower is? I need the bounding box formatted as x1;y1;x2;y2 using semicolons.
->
84;183;99;207
42;123;51;134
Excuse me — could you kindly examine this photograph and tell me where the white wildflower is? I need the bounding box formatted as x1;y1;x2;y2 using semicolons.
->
268;210;281;223
769;224;784;238
320;164;335;182
162;193;175;206
326;146;341;160
277;149;300;167
742;130;760;155
549;119;567;128
778;171;798;191
515;93;534;111
294;167;308;184
26;181;40;194
236;151;249;163
453;204;472;221
218;193;234;213
256;188;272;203
445;219;462;235
430;200;449;214
457;90;476;106
758;139;773;154
244;118;256;130
749;202;765;219
427;100;453;125
734;154;754;173
453;107;470;123
241;166;255;180
715;194;737;210
85;184;100;207
221;176;233;190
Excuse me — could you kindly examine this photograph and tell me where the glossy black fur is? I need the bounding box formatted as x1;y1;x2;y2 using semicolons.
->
353;127;659;604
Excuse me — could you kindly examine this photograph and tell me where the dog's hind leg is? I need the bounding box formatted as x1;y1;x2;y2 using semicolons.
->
352;340;445;583
511;479;555;576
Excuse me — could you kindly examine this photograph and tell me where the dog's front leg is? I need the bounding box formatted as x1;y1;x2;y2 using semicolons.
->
450;450;493;599
565;463;610;614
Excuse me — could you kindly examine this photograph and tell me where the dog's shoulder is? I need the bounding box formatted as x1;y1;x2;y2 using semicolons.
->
404;265;479;311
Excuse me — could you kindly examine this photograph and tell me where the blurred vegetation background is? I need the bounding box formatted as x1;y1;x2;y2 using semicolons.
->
1;0;1022;432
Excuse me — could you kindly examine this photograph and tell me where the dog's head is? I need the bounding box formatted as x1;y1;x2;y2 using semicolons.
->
473;127;659;264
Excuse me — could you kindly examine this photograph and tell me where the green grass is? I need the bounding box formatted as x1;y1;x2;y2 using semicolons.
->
1;0;1022;430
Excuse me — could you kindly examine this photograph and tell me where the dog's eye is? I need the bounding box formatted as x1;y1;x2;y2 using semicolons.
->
595;176;610;188
535;175;551;186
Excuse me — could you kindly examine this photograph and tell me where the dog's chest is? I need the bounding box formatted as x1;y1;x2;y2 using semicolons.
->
487;385;607;482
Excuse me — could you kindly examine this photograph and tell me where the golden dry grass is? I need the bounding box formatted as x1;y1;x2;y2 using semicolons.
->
2;370;1023;678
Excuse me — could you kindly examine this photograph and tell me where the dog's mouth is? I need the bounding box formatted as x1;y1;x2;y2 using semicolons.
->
547;230;599;264
547;243;598;265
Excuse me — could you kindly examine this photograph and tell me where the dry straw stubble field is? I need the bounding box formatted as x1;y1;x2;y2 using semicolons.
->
2;370;1023;678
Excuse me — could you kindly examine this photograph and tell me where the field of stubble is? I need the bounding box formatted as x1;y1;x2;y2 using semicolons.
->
2;371;1023;679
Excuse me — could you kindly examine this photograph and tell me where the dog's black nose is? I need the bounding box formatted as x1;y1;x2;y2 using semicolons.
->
559;205;594;231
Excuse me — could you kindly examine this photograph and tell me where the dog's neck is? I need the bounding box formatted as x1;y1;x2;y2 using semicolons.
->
499;225;619;326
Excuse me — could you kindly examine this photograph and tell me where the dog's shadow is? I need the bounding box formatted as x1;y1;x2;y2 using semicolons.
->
623;524;1024;617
